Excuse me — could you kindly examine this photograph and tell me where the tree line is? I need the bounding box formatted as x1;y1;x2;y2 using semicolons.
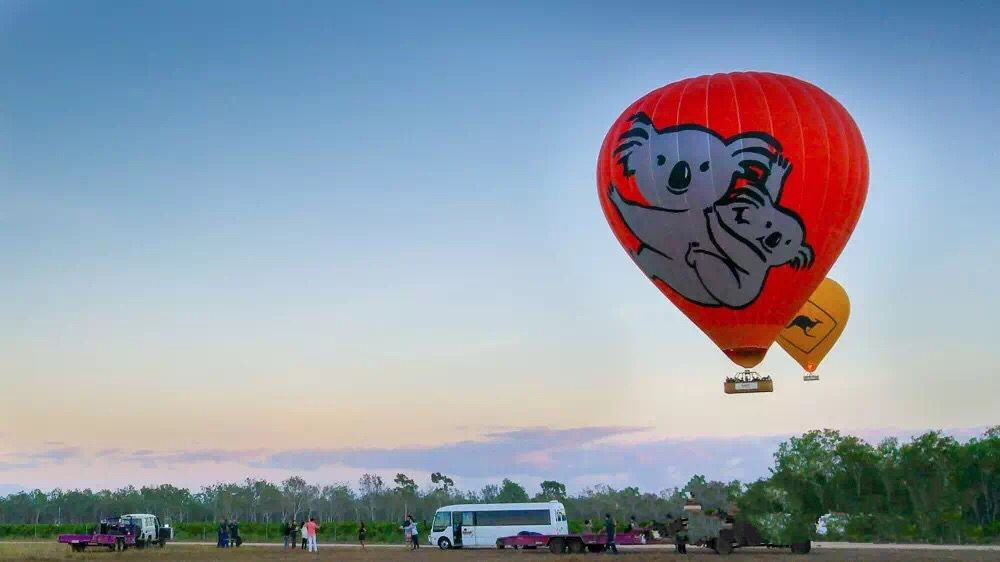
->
0;427;996;544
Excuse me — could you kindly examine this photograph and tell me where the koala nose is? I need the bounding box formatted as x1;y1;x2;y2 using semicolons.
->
765;232;783;248
668;161;692;193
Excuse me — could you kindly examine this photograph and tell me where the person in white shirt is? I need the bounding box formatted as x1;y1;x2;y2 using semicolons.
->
407;515;420;550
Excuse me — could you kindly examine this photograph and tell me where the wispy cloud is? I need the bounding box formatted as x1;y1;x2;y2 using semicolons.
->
29;447;83;464
3;427;992;493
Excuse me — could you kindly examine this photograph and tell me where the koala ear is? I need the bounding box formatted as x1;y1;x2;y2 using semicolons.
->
613;112;656;177
789;243;814;270
728;134;780;181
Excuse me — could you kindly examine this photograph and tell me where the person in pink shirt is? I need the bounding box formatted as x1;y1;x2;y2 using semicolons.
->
305;517;320;552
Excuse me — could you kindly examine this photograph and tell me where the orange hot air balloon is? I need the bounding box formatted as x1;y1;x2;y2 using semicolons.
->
776;277;850;375
597;72;868;368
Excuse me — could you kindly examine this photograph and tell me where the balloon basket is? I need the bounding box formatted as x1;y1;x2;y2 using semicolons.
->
723;370;773;394
803;374;820;382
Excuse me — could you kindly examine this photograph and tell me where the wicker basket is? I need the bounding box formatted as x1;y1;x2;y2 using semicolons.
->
723;371;774;394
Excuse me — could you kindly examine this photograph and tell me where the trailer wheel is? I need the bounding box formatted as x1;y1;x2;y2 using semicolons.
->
495;539;505;549
548;538;565;554
567;539;585;554
437;537;452;550
587;544;605;552
790;540;811;554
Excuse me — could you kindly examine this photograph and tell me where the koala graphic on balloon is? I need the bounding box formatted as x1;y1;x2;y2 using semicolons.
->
607;112;813;309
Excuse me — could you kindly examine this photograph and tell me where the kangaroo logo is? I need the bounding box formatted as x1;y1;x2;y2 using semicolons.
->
607;112;813;309
786;315;823;337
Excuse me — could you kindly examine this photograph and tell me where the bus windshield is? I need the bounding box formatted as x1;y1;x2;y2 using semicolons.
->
432;511;450;532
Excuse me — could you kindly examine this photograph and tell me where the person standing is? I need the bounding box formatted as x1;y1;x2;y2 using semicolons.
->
218;518;229;548
604;513;619;554
358;521;367;550
408;515;420;550
300;521;308;550
306;517;319;552
401;517;412;548
282;519;293;549
583;519;594;534
229;520;240;547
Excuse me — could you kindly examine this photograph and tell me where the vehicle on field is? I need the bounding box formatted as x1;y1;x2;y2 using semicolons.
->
57;513;173;552
658;501;812;555
121;513;174;547
428;501;568;549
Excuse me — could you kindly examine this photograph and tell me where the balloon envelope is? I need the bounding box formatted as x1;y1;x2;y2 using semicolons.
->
776;277;850;373
597;72;868;367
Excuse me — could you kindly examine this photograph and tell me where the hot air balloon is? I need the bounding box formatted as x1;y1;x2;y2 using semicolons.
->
597;72;868;387
776;277;850;381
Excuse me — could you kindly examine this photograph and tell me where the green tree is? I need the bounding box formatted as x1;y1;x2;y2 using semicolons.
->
495;479;529;503
537;480;567;501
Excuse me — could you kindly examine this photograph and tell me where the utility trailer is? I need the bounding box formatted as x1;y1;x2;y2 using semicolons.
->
496;518;812;555
57;517;137;552
496;530;652;554
660;514;812;555
57;514;173;552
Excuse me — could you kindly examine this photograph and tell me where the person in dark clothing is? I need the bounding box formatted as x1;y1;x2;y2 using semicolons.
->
666;513;687;554
626;515;637;532
282;519;293;549
604;513;618;554
218;519;229;548
229;520;240;547
358;521;367;550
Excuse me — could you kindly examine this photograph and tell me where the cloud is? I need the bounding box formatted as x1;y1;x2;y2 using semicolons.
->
4;426;992;493
29;447;83;464
0;447;84;472
251;426;653;481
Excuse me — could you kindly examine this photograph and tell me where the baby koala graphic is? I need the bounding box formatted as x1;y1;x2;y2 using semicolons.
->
608;113;813;308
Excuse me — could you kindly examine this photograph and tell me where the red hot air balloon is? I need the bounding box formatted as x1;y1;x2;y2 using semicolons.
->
597;72;868;368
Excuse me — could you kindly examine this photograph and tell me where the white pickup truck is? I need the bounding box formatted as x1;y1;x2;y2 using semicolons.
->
120;513;174;548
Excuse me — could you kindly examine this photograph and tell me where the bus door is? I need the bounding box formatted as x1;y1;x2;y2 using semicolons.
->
452;511;475;546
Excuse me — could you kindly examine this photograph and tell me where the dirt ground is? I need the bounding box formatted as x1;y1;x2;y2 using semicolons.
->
2;543;998;562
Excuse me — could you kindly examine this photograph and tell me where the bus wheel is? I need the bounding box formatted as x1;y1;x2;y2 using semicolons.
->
437;538;452;550
548;538;565;554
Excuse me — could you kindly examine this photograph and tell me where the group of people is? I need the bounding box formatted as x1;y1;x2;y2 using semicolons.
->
400;514;420;550
281;517;321;552
215;518;241;548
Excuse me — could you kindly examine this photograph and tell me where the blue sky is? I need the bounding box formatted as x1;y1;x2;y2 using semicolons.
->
2;1;998;491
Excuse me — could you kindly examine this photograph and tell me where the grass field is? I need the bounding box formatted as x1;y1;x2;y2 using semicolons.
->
2;543;998;561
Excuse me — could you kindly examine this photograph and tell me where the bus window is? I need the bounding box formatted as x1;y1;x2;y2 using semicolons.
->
462;512;474;527
432;511;450;532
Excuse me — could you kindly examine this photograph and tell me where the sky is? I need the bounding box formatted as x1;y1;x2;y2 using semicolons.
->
2;1;998;495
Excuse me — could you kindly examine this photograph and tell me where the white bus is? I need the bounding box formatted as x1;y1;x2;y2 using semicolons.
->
428;501;568;549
